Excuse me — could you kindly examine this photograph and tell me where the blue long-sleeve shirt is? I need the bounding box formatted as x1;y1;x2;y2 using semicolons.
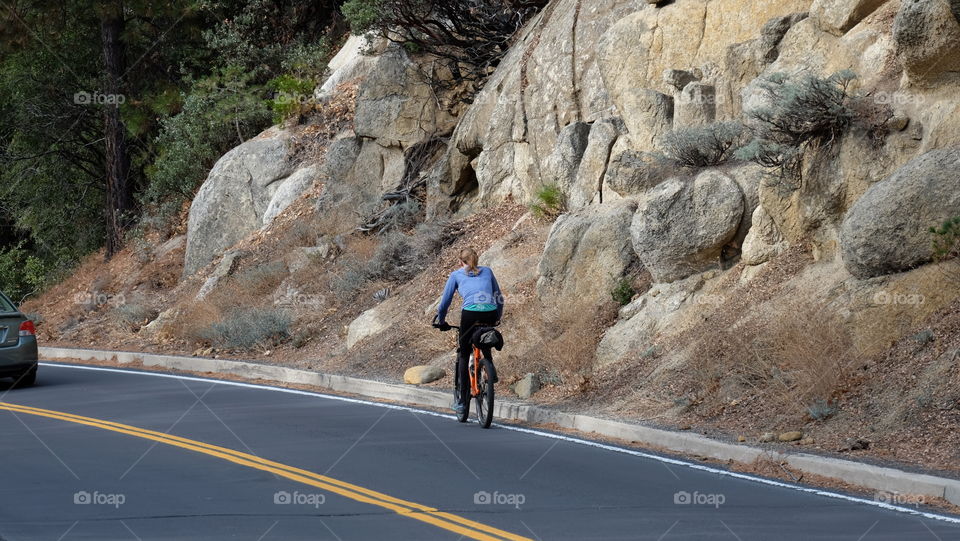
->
436;266;504;323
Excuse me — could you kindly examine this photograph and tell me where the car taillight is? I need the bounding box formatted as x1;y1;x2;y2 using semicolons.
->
19;320;35;336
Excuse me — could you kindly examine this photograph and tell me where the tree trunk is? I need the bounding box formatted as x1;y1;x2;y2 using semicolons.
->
100;7;132;258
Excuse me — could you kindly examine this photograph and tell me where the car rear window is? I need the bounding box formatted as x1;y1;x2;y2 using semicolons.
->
0;292;17;313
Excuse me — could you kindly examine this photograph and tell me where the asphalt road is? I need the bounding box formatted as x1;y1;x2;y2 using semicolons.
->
0;363;958;541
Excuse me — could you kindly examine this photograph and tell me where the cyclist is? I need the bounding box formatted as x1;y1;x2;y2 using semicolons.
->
435;247;503;414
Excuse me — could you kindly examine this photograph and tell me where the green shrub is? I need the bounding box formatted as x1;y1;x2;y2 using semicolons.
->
660;121;746;168
930;217;960;262
367;232;420;282
200;307;292;350
0;243;49;304
738;70;856;176
144;67;273;210
268;74;317;124
530;184;566;219
806;398;837;421
611;278;635;306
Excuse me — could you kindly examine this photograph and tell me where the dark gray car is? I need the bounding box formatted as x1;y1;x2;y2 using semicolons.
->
0;291;38;387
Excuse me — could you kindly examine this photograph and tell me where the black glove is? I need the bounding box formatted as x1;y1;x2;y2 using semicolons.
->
432;315;451;331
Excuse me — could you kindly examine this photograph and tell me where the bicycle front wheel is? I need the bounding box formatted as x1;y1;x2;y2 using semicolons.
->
475;358;495;429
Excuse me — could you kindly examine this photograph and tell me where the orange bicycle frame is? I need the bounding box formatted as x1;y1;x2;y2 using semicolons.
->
470;345;482;396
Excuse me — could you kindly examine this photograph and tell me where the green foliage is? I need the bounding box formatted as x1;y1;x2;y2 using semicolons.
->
738;70;856;177
0;0;344;272
268;74;317;123
144;1;340;215
0;243;50;304
341;0;381;33
530;184;566;219
144;67;273;211
930;216;960;262
611;278;635;306
200;307;292;350
660;121;746;168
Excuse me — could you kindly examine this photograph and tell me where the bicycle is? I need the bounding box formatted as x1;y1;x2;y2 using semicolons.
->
432;321;497;428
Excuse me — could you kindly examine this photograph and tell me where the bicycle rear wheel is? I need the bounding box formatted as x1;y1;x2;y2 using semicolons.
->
474;358;495;429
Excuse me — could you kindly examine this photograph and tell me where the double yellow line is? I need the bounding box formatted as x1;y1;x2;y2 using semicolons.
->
0;402;531;541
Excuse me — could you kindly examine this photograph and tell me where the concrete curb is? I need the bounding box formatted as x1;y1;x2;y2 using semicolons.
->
39;346;960;506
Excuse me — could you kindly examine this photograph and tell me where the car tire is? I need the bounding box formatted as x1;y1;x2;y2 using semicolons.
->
14;366;37;388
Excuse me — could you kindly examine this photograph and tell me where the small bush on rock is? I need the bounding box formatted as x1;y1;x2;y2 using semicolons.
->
660;121;746;168
367;232;421;282
530;184;566;219
930;217;960;262
738;70;856;177
611;278;635;306
342;0;546;96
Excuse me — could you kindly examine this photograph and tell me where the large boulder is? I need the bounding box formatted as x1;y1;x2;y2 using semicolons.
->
404;365;446;384
840;148;960;279
631;170;745;283
537;200;640;307
674;82;716;128
810;0;887;36
542;122;592;197
445;0;640;212
570;119;622;208
893;0;960;86
184;129;299;276
314;34;385;101
721;13;809;119
442;0;810;213
594;274;706;368
611;88;673;151
262;165;319;224
602;149;677;197
742;206;787;265
353;46;457;146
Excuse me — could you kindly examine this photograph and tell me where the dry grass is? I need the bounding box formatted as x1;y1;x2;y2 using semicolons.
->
289;81;359;165
714;300;863;415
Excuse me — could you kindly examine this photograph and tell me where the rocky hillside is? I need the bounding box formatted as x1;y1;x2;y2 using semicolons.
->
25;0;960;474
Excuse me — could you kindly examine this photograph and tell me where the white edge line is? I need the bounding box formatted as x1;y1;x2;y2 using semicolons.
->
36;361;960;526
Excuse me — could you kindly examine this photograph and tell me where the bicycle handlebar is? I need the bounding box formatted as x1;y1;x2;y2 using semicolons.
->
432;323;459;331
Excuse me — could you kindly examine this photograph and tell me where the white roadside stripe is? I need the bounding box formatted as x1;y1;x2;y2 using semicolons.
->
37;361;960;525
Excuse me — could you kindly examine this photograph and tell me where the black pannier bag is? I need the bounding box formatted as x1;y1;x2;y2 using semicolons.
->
471;326;504;351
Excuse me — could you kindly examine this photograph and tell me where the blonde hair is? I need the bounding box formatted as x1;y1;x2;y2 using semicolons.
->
460;248;480;276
